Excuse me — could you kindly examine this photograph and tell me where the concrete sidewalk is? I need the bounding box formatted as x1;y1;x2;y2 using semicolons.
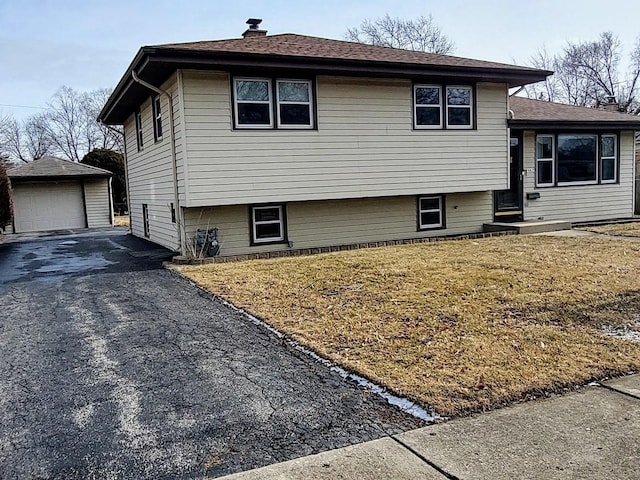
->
216;375;640;480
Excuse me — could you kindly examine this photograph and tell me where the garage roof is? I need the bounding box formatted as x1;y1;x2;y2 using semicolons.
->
8;156;112;180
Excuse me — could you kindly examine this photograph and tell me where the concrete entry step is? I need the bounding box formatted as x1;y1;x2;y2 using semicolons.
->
483;220;572;235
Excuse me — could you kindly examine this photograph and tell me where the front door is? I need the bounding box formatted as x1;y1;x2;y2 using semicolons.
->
494;133;523;222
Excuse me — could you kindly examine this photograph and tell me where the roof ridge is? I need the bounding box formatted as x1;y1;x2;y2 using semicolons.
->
153;33;538;71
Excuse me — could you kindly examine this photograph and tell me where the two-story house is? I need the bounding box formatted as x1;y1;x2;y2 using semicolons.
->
98;20;640;257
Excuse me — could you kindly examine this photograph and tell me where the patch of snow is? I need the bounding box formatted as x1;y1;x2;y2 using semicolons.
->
602;315;640;342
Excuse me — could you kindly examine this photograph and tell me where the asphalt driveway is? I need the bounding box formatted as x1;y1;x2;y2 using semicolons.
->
0;231;422;479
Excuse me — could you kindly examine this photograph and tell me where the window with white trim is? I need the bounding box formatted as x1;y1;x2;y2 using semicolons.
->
536;133;618;187
135;110;143;151
536;135;554;187
414;85;442;128
276;80;313;128
446;86;473;128
414;84;473;129
234;77;314;129
601;134;617;183
152;96;163;142
251;205;286;244
234;78;273;128
417;196;444;230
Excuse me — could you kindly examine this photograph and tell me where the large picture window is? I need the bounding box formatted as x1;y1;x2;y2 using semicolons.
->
234;77;314;129
535;133;618;187
414;84;473;129
557;134;597;185
250;205;287;244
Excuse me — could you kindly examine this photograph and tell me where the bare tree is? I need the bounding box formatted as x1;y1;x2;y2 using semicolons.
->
346;14;454;54
0;114;54;163
46;86;123;162
525;32;640;114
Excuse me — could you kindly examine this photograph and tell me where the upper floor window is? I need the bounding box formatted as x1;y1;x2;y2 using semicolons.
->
276;80;313;128
414;85;442;128
446;86;473;129
235;78;273;128
135;110;143;151
535;133;618;187
152;96;163;142
233;77;313;129
414;84;473;129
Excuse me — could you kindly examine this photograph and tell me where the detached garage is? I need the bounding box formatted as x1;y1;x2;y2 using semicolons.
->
8;156;113;233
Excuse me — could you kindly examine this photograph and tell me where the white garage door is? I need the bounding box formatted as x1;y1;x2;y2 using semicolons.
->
12;182;86;233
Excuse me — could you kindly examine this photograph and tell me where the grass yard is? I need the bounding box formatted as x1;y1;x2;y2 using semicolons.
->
177;235;640;416
582;222;640;238
113;215;130;228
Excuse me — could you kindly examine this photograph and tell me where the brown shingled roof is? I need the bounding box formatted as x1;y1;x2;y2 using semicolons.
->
8;156;112;179
157;34;538;72
99;31;551;124
509;96;640;128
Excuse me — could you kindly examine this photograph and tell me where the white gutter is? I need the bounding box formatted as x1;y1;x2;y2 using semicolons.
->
131;70;184;254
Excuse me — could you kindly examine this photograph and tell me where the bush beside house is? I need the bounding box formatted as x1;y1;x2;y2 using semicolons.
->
0;162;13;232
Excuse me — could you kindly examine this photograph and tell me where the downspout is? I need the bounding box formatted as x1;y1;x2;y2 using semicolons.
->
131;70;184;254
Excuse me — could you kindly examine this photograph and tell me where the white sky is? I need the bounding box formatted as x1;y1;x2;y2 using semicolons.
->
1;0;639;120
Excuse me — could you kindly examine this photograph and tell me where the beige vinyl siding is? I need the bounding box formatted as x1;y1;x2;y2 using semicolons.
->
183;192;493;257
522;130;635;222
181;72;509;207
124;74;183;251
84;178;112;228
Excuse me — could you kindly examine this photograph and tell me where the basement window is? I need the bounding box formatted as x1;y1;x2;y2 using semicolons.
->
417;195;445;230
250;205;286;245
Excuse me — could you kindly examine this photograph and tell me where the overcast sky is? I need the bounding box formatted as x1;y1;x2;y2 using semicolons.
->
1;0;639;121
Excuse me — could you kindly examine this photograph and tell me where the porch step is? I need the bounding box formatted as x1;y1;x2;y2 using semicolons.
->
483;220;572;235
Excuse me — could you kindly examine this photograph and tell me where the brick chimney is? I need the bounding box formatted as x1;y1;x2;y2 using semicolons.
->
602;95;619;112
243;18;267;38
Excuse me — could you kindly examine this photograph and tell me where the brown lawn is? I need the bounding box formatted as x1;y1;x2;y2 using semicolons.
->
113;215;130;228
176;235;640;416
582;222;640;238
